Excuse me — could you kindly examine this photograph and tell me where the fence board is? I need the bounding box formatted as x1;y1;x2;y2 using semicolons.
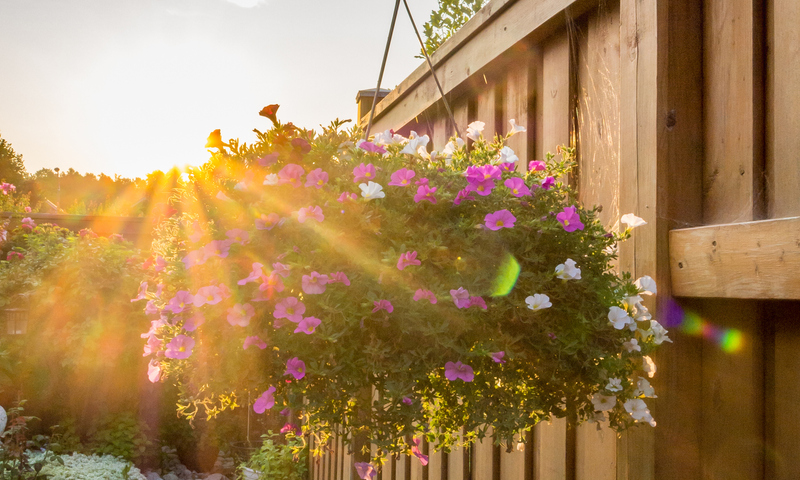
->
447;429;468;480
432;106;451;153
503;49;537;165
703;0;765;223
428;442;444;480
475;79;499;138
499;433;526;479
770;308;800;480
574;424;615;480
473;427;495;480
533;419;567;480
539;32;571;158
766;0;800;218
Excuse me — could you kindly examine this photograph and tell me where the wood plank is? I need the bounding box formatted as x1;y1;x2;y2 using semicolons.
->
428;441;444;480
369;0;597;133
703;0;765;224
432;106;451;154
499;433;526;479
669;217;800;300
768;304;800;479
447;429;468;480
533;419;567;480
766;0;800;218
574;423;615;480
474;79;499;138
473;427;494;480
540;32;571;158
502;48;537;167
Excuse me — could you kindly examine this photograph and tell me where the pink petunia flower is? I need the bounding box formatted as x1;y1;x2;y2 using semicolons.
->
466;164;501;183
337;192;357;202
397;251;421;270
305;168;329;188
202;239;233;259
253;386;276;413
413;289;437;304
217;282;232;300
354;463;377;480
465;179;495;196
353;163;377;183
280;423;302;436
227;303;255;327
183;312;205;331
284;357;306;380
295;316;321;334
164;335;195;359
182;249;208;269
255;213;282;230
411;437;429;466
541;176;555;190
145;300;160;315
302;271;329;294
274;297;306;323
238;262;264;285
357;141;386;155
372;299;393;313
297;206;324;223
257;152;279;167
328;271;351;286
272;262;291;278
21;217;35;229
444;361;474;382
453;188;476;206
147;360;162;383
556;205;585;232
6;252;24;261
450;287;471;309
504;177;532;197
165;290;194;313
226;228;250;244
468;296;487;310
484;209;516;230
402;396;414;405
243;336;267;350
188;221;203;243
143;335;161;357
194;285;223;307
529;161;546;171
154;256;167;272
413;185;437;204
131;281;148;302
490;351;506;364
415;177;429;186
277;163;305;187
388;168;416;187
499;162;517;172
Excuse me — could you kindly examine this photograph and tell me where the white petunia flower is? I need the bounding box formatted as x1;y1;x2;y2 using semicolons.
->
623;338;641;353
525;293;552;311
606;378;623;392
443;138;466;157
417;146;432;160
621;213;647;228
608;306;634;330
466;121;485;141
624;398;656;426
263;173;280;186
591;393;617;412
400;131;430;155
508;119;527;135
555;258;581;280
215;191;232;201
635;377;657;398
642;355;657;378
497;146;519;164
647;320;673;345
372;129;395;145
359;181;385;201
634;275;657;295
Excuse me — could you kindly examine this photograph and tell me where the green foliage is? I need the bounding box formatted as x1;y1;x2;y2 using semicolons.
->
0;134;27;186
0;400;64;480
240;432;307;480
88;413;152;463
420;0;485;57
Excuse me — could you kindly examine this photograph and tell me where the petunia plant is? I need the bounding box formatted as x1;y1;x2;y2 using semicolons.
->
138;107;670;468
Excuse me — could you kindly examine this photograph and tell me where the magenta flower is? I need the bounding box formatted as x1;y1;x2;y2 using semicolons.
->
353;163;377;183
444;361;474;382
465;179;495;196
259;272;285;299
227;303;255;327
255;213;282;230
183;312;205;331
468;296;487;310
413;185;437;204
529;161;546;171
397;251;421;270
373;299;394;313
257;152;279;166
411;437;429;466
145;300;159;315
243;335;267;350
541;176;555;190
305;168;329;188
490;351;506;364
358;141;386;155
194;285;223;307
328;271;351;285
297;205;324;223
354;463;377;480
188;221;203;243
253;386;276;413
413;289;437;304
182;249;207;269
21;217;35;229
402;396;414;405
272;262;291;278
453;188;476;206
337;192;357;202
131;281;148;302
147;360;162;383
274;297;306;323
202;239;232;258
165;290;194;313
278;163;305;187
280;423;302;436
154;256;167;272
226;228;250;244
450;287;471;309
388;168;416;187
285;357;306;380
0;183;15;195
165;335;195;359
295;316;322;334
466;164;501;183
217;282;232;300
143;335;161;357
415;177;429;186
556;205;585;232
504;177;532;197
302;271;329;294
6;251;23;261
155;283;164;298
238;262;264;285
499;162;517;172
484;209;516;230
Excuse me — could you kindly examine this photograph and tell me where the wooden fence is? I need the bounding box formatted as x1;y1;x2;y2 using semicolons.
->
317;0;800;478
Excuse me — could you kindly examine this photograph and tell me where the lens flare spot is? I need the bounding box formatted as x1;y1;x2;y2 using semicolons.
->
720;329;743;353
491;253;520;297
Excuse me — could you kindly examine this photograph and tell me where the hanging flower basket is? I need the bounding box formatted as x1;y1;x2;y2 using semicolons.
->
138;106;670;467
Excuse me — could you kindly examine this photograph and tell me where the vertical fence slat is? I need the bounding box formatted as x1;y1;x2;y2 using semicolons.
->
533;419;567;480
473;427;494;480
447;428;468;480
766;0;800;218
475;79;498;138
499;433;526;479
575;424;616;480
432;106;451;153
770;306;800;479
428;441;444;480
503;48;537;166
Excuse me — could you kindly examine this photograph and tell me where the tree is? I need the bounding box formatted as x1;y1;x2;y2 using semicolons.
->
0;133;28;185
420;0;485;57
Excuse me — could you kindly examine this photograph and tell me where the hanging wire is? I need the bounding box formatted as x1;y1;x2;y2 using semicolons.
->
364;0;402;141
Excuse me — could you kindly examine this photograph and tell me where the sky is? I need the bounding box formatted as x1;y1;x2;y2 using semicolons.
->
0;0;439;179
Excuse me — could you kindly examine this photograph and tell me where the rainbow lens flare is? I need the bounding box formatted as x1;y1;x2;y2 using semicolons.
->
491;253;521;297
664;298;744;353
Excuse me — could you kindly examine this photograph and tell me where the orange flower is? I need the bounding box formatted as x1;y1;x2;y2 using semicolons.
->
259;104;280;124
205;129;226;149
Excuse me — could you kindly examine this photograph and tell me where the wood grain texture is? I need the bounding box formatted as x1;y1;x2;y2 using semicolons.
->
703;0;765;224
473;427;494;480
766;0;800;218
503;49;537;166
428;441;444;480
474;79;499;138
499;433;526;480
574;423;616;480
768;304;800;479
540;32;572;158
670;217;800;300
533;419;567;480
